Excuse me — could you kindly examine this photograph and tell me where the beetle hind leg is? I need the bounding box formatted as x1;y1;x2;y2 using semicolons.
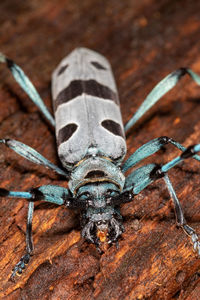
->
0;52;55;127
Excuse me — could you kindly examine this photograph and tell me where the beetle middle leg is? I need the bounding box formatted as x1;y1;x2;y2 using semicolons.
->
122;136;200;172
0;138;69;177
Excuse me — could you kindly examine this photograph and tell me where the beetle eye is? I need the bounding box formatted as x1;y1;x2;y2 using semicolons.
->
106;190;119;197
78;192;91;200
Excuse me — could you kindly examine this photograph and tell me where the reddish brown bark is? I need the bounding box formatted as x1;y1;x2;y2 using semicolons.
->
0;0;200;299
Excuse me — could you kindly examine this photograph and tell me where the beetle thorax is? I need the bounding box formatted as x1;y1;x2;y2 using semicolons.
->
68;156;125;194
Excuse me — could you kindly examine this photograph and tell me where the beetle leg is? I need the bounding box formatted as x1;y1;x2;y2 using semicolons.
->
0;139;69;177
164;174;200;256
122;136;200;172
0;52;55;127
10;202;34;280
125;68;200;132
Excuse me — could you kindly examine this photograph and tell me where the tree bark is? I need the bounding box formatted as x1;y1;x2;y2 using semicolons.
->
0;0;200;299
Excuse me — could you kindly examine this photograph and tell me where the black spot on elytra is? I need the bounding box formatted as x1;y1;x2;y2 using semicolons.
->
57;64;69;76
91;61;107;70
101;119;124;137
58;123;78;145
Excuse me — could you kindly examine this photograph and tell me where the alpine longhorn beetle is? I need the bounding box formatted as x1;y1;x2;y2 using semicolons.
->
0;48;200;279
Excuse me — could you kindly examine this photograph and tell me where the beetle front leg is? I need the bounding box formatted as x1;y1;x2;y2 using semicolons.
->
122;136;200;173
10;202;34;280
0;184;72;279
164;174;200;256
123;143;200;255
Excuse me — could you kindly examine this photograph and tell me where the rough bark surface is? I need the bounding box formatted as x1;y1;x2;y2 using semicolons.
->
0;0;200;299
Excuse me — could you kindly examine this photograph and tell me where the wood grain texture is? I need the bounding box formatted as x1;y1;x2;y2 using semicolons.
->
0;0;200;299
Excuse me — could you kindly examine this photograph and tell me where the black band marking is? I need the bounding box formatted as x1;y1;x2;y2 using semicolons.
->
54;80;118;110
0;188;9;197
58;64;69;76
91;61;107;70
58;123;78;145
181;145;196;159
158;136;173;146
107;191;134;206
29;188;44;201
150;164;165;180
170;67;188;81
101;119;124;137
6;58;14;69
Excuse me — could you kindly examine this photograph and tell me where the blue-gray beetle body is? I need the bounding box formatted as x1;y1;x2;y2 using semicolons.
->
0;47;200;278
52;48;128;243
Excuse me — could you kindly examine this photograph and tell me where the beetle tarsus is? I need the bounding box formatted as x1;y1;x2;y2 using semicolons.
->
183;224;200;256
10;253;30;280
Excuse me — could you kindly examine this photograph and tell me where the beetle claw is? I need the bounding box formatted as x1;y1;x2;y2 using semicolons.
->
10;253;30;280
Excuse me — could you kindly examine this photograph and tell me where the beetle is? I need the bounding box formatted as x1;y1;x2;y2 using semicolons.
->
0;48;200;279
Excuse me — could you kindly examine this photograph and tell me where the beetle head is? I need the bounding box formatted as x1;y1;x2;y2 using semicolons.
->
76;182;126;246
